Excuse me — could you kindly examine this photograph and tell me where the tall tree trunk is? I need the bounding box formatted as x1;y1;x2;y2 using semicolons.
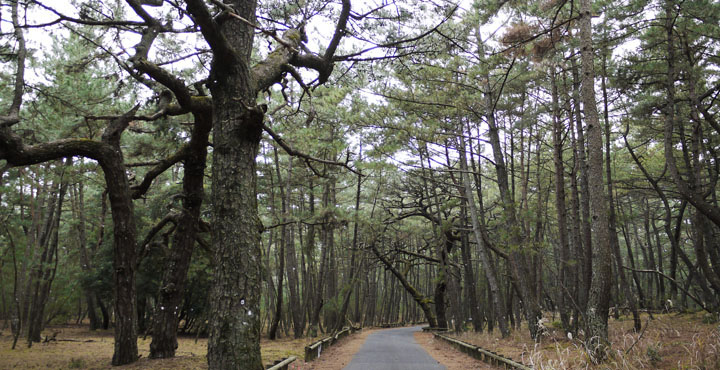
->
26;173;60;344
150;111;211;358
563;71;584;331
323;174;338;331
71;182;100;331
207;85;264;370
28;163;68;344
571;59;593;313
334;148;363;332
601;48;641;331
485;91;542;339
433;239;449;329
550;69;572;332
579;0;613;361
104;120;140;366
457;133;509;337
204;0;265;366
281;167;304;338
268;232;284;340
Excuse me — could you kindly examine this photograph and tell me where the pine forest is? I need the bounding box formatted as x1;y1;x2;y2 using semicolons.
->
0;0;719;369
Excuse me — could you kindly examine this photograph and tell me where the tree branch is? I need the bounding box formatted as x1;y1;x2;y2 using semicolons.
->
131;145;190;199
621;266;709;312
263;123;360;175
184;0;238;64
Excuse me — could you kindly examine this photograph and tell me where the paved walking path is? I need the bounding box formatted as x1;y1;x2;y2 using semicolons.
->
343;326;446;370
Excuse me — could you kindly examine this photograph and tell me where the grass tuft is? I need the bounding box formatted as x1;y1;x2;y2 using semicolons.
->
448;312;719;369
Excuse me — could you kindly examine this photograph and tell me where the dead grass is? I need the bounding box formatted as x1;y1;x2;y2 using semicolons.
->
299;328;376;370
0;325;312;369
449;312;720;369
414;330;497;369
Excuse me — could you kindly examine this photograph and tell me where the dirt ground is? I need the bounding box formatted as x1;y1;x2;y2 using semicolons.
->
4;313;713;369
449;311;720;369
294;328;378;370
414;330;498;369
0;325;309;369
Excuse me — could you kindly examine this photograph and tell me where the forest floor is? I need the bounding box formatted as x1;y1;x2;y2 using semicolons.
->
0;324;499;369
1;312;716;369
0;324;309;369
448;311;720;369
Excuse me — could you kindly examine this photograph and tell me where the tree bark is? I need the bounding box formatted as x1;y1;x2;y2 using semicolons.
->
71;182;100;331
1;108;141;365
150;110;211;358
457;133;508;336
485;94;542;339
281;160;304;338
579;0;613;361
571;58;593;313
550;69;572;332
601;48;641;331
28;163;68;345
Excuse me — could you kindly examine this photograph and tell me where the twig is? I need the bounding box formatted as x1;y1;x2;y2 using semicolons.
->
625;317;651;354
208;0;298;51
621;266;709;312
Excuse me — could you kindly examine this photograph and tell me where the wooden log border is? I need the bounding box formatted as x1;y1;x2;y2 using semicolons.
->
433;333;533;370
304;326;360;362
266;356;297;370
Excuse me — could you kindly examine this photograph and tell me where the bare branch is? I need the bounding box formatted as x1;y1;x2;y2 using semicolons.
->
622;266;709;312
263;123;360;176
324;0;351;61
131;145;190;199
137;212;179;266
30;1;146;28
184;0;238;64
333;6;457;62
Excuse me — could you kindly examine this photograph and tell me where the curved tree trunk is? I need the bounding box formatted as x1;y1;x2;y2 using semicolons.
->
150;111;211;358
370;244;438;328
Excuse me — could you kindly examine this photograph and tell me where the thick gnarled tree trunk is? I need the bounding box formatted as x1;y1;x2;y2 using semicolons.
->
150;111;211;359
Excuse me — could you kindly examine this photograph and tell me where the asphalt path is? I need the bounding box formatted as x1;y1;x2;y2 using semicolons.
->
343;326;446;370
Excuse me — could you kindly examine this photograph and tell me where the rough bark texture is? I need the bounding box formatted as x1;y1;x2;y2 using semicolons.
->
103;125;140;367
207;69;265;370
202;1;265;367
150;110;211;358
28;167;66;344
1;109;140;365
579;0;613;362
